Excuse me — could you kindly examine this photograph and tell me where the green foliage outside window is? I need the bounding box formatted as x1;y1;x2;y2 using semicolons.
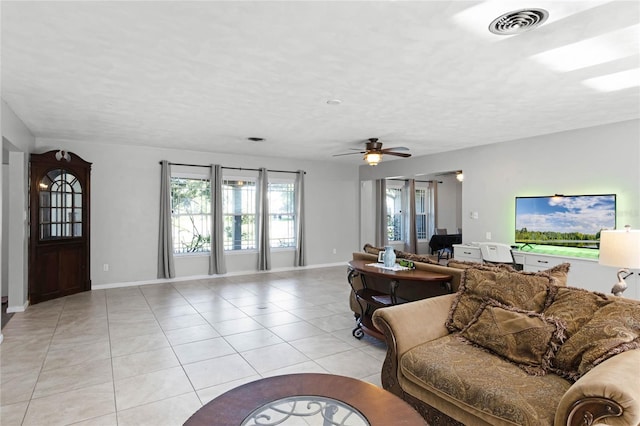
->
171;177;211;253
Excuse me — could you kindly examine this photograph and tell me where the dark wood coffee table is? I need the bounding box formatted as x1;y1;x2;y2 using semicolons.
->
184;373;426;425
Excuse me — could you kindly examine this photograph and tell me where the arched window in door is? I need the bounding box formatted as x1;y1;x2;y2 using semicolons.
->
39;169;83;240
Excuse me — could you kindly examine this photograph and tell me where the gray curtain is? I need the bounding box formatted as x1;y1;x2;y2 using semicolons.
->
294;170;306;266
404;179;418;253
257;168;271;270
158;160;175;278
209;164;227;275
374;179;387;247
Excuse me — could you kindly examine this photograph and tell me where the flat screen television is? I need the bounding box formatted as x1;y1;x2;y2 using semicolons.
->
515;194;616;249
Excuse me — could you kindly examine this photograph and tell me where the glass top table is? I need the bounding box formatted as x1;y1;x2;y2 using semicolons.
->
242;395;368;426
184;373;425;426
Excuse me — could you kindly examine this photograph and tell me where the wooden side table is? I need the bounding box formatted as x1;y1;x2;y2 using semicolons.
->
348;259;453;339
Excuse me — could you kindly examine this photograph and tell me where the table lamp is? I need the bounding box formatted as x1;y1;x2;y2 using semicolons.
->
598;226;640;296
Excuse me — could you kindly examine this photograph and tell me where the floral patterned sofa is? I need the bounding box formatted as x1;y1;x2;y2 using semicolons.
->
372;263;640;426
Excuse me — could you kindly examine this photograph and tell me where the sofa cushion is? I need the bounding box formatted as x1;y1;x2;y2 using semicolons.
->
460;300;566;375
447;260;570;286
400;334;571;426
553;298;640;380
446;259;515;271
363;243;383;255
446;267;557;332
543;262;570;286
362;243;439;265
400;252;440;265
544;286;612;338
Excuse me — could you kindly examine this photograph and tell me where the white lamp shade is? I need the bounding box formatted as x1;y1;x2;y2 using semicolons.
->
599;229;640;269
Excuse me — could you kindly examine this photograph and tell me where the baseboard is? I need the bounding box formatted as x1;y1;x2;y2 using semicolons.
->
91;261;348;290
7;300;29;313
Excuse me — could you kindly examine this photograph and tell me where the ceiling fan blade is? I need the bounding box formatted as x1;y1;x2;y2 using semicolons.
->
384;152;412;158
333;151;365;157
381;146;409;152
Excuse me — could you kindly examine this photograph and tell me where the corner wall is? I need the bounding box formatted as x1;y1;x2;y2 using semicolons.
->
35;139;360;286
360;119;640;297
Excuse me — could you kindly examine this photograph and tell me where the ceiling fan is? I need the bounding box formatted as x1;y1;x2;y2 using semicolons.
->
333;138;412;166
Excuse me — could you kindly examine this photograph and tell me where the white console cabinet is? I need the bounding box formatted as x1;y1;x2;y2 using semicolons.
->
518;251;638;297
452;244;480;262
452;244;639;299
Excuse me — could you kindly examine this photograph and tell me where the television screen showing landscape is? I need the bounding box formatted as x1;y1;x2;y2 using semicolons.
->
515;194;616;248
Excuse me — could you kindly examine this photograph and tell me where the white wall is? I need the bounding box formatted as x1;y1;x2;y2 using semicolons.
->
6;112;639;297
360;120;640;298
436;174;461;234
1;100;35;312
359;180;375;249
34;139;360;286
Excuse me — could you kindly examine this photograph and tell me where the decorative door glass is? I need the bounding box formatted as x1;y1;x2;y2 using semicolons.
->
39;169;82;240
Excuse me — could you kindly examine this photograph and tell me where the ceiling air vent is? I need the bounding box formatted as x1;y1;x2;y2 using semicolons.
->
489;8;549;35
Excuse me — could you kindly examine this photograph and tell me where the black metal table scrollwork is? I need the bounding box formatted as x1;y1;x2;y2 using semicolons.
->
242;395;368;426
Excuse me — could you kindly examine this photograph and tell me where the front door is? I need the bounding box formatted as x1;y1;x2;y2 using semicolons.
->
29;150;91;304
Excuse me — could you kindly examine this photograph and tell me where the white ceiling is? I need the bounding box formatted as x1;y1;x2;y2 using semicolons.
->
2;1;639;164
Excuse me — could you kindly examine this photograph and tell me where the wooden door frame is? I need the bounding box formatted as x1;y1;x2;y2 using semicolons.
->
28;150;91;304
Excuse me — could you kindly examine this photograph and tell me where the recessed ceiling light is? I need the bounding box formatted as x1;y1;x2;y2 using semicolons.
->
326;99;342;105
582;68;640;92
489;8;549;35
247;137;265;142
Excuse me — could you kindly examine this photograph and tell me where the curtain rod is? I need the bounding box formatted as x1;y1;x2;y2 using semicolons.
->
387;178;437;183
160;162;305;174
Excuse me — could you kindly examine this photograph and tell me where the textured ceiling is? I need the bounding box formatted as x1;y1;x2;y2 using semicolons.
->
2;1;639;163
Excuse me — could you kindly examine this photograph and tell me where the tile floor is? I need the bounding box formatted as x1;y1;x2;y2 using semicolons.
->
0;266;388;426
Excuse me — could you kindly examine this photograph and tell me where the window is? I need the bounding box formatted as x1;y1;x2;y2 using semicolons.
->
416;188;427;240
385;182;434;243
222;179;256;251
171;177;211;254
269;182;295;248
170;171;297;254
386;187;403;241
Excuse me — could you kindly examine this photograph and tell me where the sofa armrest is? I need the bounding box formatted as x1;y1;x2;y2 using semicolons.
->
372;294;456;396
555;349;640;426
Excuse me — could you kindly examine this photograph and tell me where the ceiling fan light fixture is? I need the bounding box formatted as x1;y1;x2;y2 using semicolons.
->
365;152;382;166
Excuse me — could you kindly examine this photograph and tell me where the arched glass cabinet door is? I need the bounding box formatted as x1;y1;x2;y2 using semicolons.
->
39;169;83;240
29;150;92;305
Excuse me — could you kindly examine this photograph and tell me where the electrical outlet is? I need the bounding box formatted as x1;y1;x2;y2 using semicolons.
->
103;263;109;272
470;211;479;219
332;248;337;254
485;232;492;240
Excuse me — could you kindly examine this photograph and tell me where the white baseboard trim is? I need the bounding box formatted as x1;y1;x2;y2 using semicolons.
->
91;261;348;290
7;300;29;313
